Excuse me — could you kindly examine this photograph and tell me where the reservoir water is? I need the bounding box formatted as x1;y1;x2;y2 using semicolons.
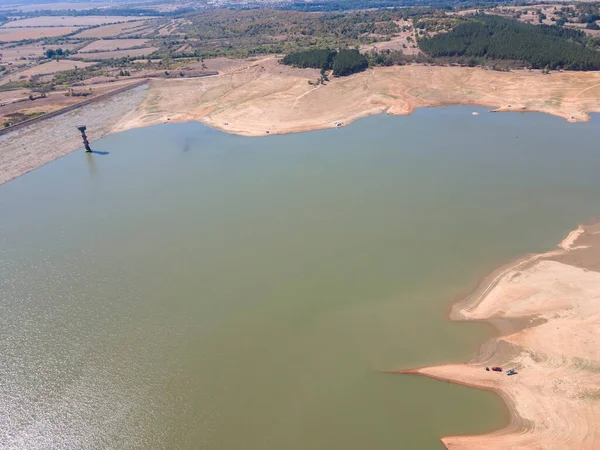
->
2;107;600;448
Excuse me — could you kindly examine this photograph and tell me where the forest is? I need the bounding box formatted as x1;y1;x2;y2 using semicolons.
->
282;48;368;76
280;0;511;12
418;14;600;70
282;49;337;69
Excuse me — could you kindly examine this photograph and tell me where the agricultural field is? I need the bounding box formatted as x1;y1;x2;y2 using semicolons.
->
119;22;161;38
73;20;155;38
0;27;79;42
78;39;150;53
0;43;80;60
0;2;113;12
157;21;183;36
2;16;151;28
0;78;142;126
0;43;81;71
76;47;156;60
565;21;600;36
0;60;96;85
0;88;31;105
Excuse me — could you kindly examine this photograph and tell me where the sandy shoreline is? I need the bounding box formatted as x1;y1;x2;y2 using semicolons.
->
397;223;600;449
6;58;600;184
115;58;600;138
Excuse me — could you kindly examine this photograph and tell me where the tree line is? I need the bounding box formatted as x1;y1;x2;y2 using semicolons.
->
281;0;511;12
418;14;600;70
281;48;368;76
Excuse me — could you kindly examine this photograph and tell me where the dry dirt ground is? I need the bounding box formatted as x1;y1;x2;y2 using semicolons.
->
0;27;79;42
0;84;147;185
77;48;156;60
0;88;31;105
78;39;149;52
73;21;150;39
2;16;148;27
115;56;600;137
0;60;96;85
403;222;600;449
360;19;421;55
0;2;112;12
0;43;80;62
0;79;143;123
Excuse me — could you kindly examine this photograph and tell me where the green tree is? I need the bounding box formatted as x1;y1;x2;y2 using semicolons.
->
332;49;368;76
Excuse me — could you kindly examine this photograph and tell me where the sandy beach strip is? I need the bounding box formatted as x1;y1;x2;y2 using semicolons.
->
397;223;600;449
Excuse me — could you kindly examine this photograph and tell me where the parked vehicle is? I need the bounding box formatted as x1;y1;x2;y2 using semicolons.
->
491;366;502;372
506;369;517;376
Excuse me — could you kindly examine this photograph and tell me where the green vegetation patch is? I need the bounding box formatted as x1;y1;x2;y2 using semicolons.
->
332;49;368;76
418;14;600;70
282;49;336;69
281;48;368;76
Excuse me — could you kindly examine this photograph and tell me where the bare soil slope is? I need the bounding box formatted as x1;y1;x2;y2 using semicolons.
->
402;223;600;449
115;57;600;136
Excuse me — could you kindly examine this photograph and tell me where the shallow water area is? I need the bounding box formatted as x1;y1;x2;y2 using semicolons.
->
2;106;600;448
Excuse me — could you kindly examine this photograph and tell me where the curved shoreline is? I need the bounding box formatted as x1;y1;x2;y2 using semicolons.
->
114;61;600;138
396;223;600;449
6;61;600;185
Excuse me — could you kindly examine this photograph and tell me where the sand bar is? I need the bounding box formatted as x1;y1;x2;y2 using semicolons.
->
398;222;600;449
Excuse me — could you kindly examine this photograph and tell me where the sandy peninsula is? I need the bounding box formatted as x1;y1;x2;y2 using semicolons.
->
6;57;600;184
398;223;600;449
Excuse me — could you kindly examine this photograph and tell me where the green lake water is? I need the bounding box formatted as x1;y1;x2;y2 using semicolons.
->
2;107;600;448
